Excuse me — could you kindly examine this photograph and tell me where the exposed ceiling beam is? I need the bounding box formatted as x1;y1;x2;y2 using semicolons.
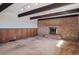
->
18;3;73;17
0;3;13;12
30;8;79;19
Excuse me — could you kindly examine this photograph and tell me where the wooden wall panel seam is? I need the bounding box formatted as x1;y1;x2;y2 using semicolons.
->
0;28;37;43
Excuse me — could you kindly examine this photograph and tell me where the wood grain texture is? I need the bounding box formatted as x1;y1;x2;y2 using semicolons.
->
0;28;37;43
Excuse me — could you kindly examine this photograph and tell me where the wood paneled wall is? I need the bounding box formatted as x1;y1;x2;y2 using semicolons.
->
0;28;37;43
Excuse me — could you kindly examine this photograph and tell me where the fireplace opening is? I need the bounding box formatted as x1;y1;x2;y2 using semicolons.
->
49;27;56;34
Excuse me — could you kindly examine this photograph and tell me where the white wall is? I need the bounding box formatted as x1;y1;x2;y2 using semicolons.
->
0;12;37;28
0;3;37;28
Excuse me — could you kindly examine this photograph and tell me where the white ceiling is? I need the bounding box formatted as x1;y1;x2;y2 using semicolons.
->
1;3;52;13
20;3;53;12
29;3;79;17
0;3;79;18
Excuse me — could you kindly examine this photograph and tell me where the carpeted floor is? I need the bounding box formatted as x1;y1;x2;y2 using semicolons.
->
0;36;60;55
0;36;79;55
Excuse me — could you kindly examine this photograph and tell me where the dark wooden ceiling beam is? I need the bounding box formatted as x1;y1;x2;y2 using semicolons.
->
30;8;79;19
0;3;13;12
18;3;73;17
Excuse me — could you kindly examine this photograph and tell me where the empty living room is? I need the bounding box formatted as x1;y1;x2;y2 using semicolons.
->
0;3;79;55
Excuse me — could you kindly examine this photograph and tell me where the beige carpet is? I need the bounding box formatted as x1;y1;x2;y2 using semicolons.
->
0;36;61;55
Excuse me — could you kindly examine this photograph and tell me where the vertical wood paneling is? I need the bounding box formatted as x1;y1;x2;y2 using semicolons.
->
0;28;37;43
34;28;38;36
8;29;15;40
15;29;21;39
25;29;28;38
31;29;34;37
27;28;31;37
21;29;26;38
2;29;9;42
0;30;3;43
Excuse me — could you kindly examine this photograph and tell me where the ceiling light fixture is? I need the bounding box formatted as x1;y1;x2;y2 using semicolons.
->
21;3;32;11
27;5;31;8
21;8;24;11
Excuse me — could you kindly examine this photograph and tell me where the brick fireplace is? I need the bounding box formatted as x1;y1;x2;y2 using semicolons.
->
38;26;59;36
38;16;78;40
